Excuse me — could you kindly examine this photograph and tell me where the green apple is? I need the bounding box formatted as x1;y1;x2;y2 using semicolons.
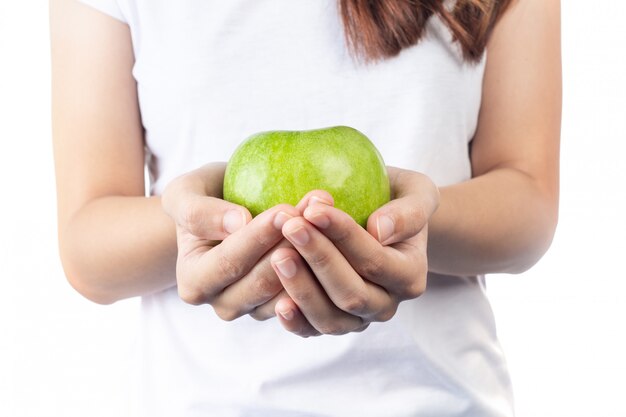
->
223;126;390;227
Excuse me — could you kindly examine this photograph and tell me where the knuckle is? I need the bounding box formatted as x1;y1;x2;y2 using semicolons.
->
213;305;243;322
177;261;222;302
308;251;332;270
296;328;320;338
180;199;206;234
413;202;427;222
374;305;398;323
251;271;281;300
291;288;314;305
318;323;350;336
390;257;427;301
218;253;245;280
249;211;282;249
338;291;368;316
360;251;385;280
403;278;426;300
178;285;206;306
331;220;352;244
249;307;274;321
251;229;274;250
249;311;263;321
407;204;428;233
317;324;341;336
354;322;371;333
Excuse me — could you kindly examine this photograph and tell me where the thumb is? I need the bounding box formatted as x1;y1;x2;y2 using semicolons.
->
367;167;439;246
161;164;252;240
175;195;251;240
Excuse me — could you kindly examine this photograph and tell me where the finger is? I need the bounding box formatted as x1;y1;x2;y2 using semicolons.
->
249;289;288;321
274;297;321;338
280;219;396;321
295;189;334;213
366;167;440;246
213;239;292;321
162;163;252;240
271;247;364;335
176;204;299;305
303;202;427;301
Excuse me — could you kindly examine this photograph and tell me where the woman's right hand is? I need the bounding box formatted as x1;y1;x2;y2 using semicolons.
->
161;162;300;320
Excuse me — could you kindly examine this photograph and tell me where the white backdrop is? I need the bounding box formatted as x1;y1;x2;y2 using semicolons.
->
1;1;625;416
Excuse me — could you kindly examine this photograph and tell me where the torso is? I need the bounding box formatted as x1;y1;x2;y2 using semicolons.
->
83;1;514;415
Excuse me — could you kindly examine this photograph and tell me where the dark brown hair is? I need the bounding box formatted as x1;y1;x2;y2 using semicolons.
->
339;0;513;62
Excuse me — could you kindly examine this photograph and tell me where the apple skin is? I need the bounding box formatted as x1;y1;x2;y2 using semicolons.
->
223;126;390;228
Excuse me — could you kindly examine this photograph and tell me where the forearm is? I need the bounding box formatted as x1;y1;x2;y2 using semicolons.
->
428;167;558;276
59;196;177;304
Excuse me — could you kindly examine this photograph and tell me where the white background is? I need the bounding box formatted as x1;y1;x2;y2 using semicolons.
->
1;1;625;416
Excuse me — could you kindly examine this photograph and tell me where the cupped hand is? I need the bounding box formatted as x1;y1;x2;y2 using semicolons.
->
161;162;301;320
270;167;440;337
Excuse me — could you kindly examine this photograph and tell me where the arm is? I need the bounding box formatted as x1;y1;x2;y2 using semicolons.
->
50;0;177;303
267;0;561;336
428;0;561;275
223;0;562;336
51;1;290;309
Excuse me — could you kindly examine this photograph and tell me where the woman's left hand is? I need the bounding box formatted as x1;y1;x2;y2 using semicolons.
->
268;167;440;337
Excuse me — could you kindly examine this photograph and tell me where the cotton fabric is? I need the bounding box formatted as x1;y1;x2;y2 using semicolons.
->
78;1;514;416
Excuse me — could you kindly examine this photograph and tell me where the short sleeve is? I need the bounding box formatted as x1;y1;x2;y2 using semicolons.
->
78;0;127;23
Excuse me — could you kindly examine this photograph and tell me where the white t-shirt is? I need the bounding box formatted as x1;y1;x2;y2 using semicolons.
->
78;1;514;416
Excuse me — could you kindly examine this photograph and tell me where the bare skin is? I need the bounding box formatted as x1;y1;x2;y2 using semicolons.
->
50;0;561;336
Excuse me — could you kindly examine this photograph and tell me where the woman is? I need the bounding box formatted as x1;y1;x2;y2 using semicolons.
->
50;0;561;415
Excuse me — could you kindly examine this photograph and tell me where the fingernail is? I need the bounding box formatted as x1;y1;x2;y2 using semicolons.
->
223;209;246;234
286;226;309;246
275;257;297;278
377;215;394;244
273;211;292;230
279;308;294;321
304;208;330;229
308;196;332;207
